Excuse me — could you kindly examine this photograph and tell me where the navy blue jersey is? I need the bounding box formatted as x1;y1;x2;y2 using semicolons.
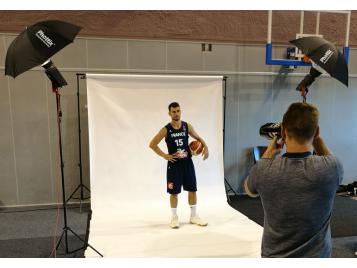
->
165;121;191;160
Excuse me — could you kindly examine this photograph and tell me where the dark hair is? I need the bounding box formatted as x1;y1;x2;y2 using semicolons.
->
168;102;180;111
282;102;319;144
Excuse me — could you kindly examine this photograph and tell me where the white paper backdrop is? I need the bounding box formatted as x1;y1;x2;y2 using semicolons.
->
85;74;262;257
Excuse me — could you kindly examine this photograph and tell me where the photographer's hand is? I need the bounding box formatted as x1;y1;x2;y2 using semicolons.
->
313;136;332;156
311;126;331;156
262;136;283;159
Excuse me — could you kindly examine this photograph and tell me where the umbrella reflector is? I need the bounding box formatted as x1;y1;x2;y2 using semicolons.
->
290;36;348;87
5;20;82;78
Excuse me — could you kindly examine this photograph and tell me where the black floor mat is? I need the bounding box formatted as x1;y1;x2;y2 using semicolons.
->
0;235;85;258
229;195;357;238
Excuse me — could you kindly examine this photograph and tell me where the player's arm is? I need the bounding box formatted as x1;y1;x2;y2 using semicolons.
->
187;122;209;160
149;127;177;162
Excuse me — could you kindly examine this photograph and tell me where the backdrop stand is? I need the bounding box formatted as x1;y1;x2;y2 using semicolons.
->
222;76;238;203
66;73;90;212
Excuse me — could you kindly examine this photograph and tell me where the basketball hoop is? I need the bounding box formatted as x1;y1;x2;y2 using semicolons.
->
266;10;350;66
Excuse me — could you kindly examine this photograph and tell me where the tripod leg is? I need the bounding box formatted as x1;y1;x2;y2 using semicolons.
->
83;185;91;192
224;178;238;195
68;228;103;257
66;185;81;203
55;231;65;250
64;229;69;254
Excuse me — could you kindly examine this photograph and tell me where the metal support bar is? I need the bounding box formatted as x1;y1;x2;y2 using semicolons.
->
300;11;304;35
346;11;351;47
267;10;272;44
316;12;320;35
314;10;351;14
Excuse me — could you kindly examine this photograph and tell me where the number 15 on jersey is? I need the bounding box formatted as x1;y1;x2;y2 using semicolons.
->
175;139;183;147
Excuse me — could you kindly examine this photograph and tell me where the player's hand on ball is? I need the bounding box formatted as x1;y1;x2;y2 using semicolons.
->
202;146;209;160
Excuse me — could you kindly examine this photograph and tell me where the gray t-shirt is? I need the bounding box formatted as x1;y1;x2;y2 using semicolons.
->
247;152;343;258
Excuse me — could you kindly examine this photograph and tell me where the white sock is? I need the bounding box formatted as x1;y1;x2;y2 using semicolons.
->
171;208;177;217
190;205;197;217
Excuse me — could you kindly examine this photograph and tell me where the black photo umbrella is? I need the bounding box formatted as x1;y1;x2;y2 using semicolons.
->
5;20;82;79
290;36;349;87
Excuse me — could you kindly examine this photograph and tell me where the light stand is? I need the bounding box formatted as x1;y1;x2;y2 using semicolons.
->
43;61;103;257
296;67;322;103
66;73;90;209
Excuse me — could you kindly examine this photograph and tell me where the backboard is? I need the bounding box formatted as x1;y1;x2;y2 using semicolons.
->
266;10;351;67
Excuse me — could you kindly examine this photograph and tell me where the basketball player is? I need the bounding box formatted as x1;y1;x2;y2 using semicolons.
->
149;102;209;228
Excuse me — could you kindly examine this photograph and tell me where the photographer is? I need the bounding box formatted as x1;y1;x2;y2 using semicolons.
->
244;102;343;257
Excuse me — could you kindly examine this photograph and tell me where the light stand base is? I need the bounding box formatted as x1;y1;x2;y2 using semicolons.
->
55;226;103;257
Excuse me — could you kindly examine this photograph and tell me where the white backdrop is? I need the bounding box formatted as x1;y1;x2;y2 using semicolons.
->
85;74;262;257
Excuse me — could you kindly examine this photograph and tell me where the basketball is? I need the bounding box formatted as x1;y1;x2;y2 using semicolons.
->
189;140;203;156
